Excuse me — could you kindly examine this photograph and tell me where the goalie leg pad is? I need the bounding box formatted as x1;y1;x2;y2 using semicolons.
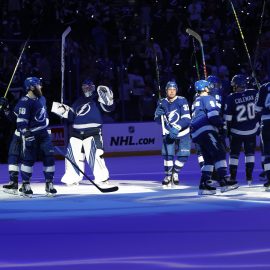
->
83;136;109;182
61;137;85;185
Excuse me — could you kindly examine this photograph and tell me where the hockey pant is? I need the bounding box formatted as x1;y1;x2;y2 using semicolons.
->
61;135;109;185
8;132;22;182
20;130;55;183
229;135;256;177
162;134;191;177
193;131;228;183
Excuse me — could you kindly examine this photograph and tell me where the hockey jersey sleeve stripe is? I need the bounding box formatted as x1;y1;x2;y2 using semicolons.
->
181;114;191;119
17;117;29;123
191;125;218;138
224;114;232;121
255;105;263;112
207;110;219;118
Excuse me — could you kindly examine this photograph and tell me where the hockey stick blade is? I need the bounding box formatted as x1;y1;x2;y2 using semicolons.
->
54;146;119;193
186;28;202;46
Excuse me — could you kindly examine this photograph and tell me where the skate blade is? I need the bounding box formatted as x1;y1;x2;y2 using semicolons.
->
198;190;216;195
19;192;33;198
3;189;18;195
220;184;239;193
46;192;56;197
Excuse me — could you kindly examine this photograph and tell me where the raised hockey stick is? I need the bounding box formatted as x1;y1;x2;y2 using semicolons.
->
186;28;207;79
228;0;260;89
55;146;119;193
153;45;166;135
0;38;29;110
61;26;71;104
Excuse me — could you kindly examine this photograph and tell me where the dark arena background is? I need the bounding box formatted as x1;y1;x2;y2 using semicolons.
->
0;1;270;269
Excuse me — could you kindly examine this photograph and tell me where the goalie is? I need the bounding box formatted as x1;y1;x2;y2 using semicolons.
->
52;79;115;185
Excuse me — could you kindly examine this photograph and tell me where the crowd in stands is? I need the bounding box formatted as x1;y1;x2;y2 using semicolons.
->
0;0;269;161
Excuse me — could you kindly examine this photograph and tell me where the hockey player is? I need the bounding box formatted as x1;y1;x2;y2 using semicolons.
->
51;79;114;186
207;75;224;111
224;74;259;185
190;79;239;195
16;77;56;197
154;81;191;187
255;81;270;190
0;96;22;194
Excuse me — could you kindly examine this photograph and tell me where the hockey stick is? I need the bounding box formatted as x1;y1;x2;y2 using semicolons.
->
61;26;71;104
186;28;207;79
152;45;166;135
192;38;200;80
0;38;29;110
54;146;119;193
228;0;260;89
253;0;266;74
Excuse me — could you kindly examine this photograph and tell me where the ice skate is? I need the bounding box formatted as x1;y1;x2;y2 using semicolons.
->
264;180;270;191
198;182;216;195
259;171;267;182
3;181;18;195
162;176;172;188
206;179;220;188
19;182;33;198
219;176;239;193
172;172;179;185
45;182;57;197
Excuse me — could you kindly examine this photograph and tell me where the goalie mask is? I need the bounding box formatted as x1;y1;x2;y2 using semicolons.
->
82;79;95;97
24;77;42;97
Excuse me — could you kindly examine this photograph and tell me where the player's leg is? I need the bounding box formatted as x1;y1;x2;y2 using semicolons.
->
61;137;85;185
174;134;191;185
161;136;175;187
261;128;270;190
228;136;242;182
83;134;109;183
243;136;256;185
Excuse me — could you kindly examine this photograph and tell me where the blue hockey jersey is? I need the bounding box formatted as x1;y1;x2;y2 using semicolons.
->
255;82;270;127
191;95;223;139
15;95;49;134
68;94;114;132
155;96;190;137
224;89;259;136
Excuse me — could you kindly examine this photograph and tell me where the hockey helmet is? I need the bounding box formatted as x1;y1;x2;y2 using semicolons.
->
207;75;221;90
24;77;41;91
231;74;247;90
194;80;210;92
82;79;95;97
165;81;178;92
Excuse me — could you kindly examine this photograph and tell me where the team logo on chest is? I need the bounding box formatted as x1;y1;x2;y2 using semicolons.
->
35;107;46;122
76;103;91;116
168;109;180;124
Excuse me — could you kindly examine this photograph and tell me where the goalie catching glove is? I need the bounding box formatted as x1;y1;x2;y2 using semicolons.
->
51;101;71;118
97;86;114;106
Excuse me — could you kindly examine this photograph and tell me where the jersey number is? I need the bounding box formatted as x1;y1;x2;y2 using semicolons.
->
236;103;255;122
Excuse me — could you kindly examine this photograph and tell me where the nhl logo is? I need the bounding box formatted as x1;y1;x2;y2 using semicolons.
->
128;126;135;133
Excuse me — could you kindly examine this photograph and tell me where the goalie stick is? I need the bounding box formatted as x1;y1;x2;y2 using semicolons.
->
55;146;119;193
61;26;71;104
186;28;207;79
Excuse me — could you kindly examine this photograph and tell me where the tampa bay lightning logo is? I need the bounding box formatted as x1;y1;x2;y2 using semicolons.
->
76;103;91;116
168;109;180;125
35;107;46;122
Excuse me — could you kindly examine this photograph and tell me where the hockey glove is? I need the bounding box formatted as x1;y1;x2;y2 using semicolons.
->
155;104;165;117
51;102;70;118
168;126;179;139
97;86;114;106
0;97;9;112
23;130;35;148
